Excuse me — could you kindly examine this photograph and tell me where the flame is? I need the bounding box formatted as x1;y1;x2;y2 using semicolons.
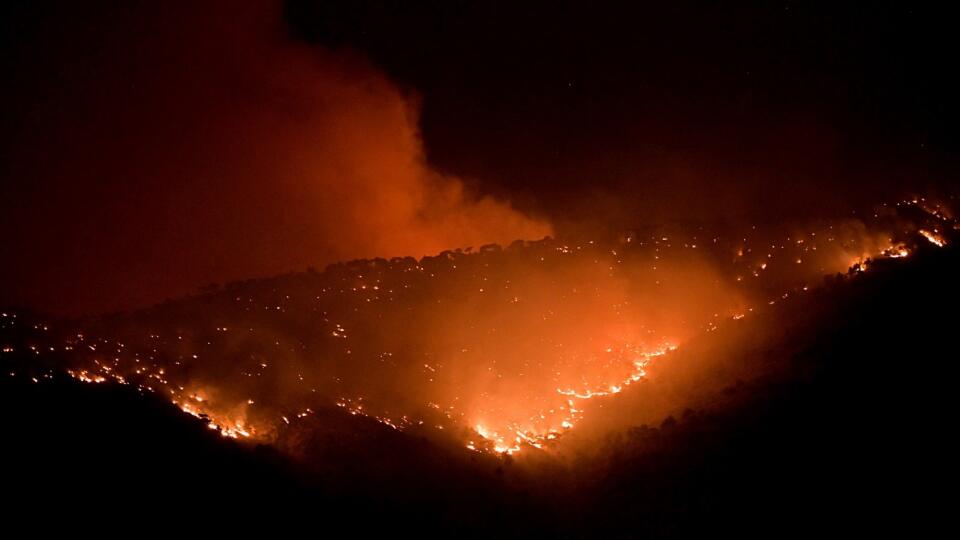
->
11;195;956;457
919;229;946;247
469;343;676;454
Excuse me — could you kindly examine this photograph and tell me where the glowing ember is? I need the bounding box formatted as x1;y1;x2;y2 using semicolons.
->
919;229;946;247
6;195;955;456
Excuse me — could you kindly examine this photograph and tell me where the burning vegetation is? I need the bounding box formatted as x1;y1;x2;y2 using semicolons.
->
3;195;955;462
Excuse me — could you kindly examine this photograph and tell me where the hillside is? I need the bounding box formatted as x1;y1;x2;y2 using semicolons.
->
2;230;957;536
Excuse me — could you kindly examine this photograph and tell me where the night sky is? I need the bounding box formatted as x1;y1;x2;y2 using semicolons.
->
2;0;958;315
286;1;959;216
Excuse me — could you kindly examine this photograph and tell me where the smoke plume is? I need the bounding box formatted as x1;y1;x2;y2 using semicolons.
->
0;1;549;315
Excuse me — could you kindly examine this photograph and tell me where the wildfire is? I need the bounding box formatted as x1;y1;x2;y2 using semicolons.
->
67;370;107;384
919;229;946;247
5;194;955;458
468;343;676;454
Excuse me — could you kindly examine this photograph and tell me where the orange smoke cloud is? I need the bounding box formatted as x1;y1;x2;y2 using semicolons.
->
0;1;549;315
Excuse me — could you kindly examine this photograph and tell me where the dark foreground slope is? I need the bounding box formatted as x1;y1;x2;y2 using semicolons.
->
573;244;960;537
2;245;958;537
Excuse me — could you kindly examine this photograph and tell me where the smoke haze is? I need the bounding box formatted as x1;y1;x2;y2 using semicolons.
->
0;1;549;315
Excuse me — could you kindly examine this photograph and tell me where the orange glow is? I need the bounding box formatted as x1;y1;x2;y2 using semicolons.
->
29;196;955;456
919;229;946;247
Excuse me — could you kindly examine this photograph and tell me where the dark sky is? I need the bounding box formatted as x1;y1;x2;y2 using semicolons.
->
2;0;958;315
285;0;960;223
